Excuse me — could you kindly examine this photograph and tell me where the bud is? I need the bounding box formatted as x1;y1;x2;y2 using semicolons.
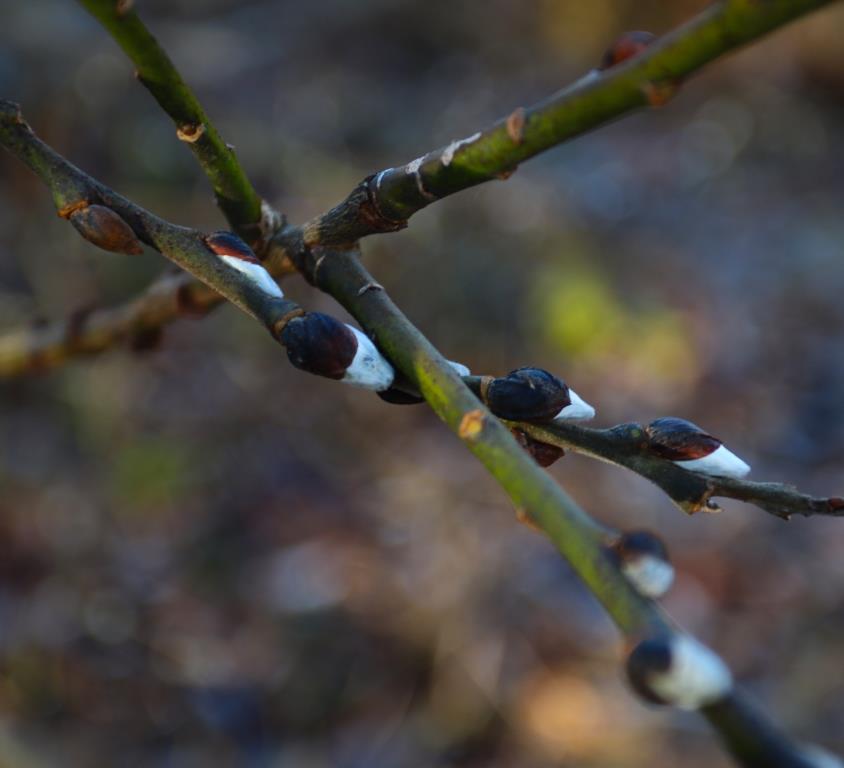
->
512;428;564;467
485;367;595;422
69;204;143;255
281;313;395;391
626;635;732;710
600;31;656;70
205;231;283;300
613;530;673;598
645;417;750;479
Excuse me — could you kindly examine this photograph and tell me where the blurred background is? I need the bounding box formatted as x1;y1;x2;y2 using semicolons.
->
1;1;844;765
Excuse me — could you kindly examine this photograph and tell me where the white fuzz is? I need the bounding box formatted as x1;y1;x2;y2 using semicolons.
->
622;556;675;599
405;156;424;175
219;255;284;300
342;325;395;391
553;388;596;421
448;361;471;377
441;132;482;167
802;745;844;768
674;444;750;479
650;636;732;710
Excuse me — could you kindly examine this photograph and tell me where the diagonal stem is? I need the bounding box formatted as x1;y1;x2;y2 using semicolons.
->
302;0;838;246
77;0;272;244
292;243;823;768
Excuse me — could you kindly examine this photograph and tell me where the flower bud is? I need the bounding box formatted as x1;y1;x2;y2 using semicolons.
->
626;635;732;710
205;230;283;299
600;31;655;69
485;367;595;422
613;530;673;598
69;204;143;255
512;428;564;467
645;417;750;478
281;313;395;391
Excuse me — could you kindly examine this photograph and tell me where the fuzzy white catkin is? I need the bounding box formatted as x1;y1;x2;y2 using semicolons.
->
649;636;733;710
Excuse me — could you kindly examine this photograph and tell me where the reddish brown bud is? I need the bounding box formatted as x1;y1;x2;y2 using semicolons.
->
645;417;721;461
601;31;655;70
204;231;260;263
68;204;143;255
512;428;564;467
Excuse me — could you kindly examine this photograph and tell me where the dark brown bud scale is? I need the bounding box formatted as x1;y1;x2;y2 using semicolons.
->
69;204;143;255
645;417;721;461
281;312;357;380
485;367;571;423
613;530;669;563
205;231;260;263
601;30;656;70
512;428;564;467
626;637;674;705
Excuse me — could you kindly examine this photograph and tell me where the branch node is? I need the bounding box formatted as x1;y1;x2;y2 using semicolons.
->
115;0;135;17
506;107;526;145
57;200;89;220
357;281;384;297
458;409;487;441
642;80;680;108
176;123;206;143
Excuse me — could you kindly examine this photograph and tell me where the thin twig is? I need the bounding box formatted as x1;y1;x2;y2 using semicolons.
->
300;0;837;246
77;0;279;247
295;244;824;768
517;421;844;521
0;101;299;336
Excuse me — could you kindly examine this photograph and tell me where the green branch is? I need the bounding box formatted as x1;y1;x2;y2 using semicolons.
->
290;242;824;768
77;0;273;245
302;0;837;245
0;100;299;335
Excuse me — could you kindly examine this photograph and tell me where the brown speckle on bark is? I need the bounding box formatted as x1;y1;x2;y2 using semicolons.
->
506;107;526;145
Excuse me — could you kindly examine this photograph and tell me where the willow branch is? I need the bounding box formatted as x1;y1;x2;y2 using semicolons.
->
292;244;826;768
77;0;278;247
301;0;836;246
513;421;844;521
0;100;300;339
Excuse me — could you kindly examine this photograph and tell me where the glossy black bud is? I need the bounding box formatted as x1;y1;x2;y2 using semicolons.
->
485;367;570;422
626;637;674;705
281;312;357;380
